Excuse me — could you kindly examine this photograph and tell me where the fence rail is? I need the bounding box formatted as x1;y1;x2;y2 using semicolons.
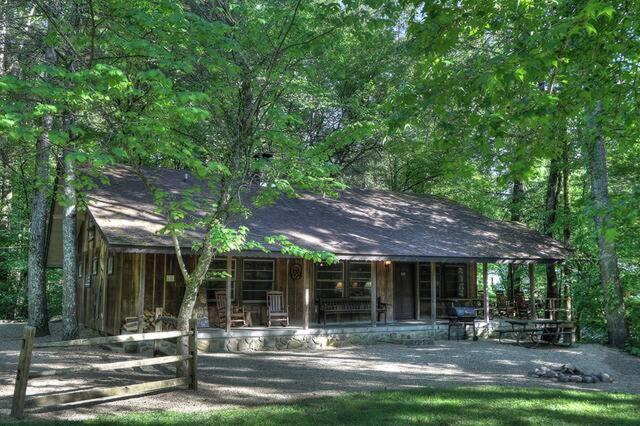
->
11;320;198;419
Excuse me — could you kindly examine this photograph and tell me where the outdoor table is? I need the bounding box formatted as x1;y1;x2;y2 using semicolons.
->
503;319;564;345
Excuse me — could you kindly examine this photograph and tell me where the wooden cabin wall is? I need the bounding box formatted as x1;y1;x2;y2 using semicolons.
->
76;211;109;332
92;253;479;333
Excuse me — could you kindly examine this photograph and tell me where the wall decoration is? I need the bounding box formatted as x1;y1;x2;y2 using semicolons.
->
289;261;303;280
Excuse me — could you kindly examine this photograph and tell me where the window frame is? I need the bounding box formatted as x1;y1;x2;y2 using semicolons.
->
346;261;372;299
241;258;275;303
205;258;237;302
418;263;442;299
315;261;345;300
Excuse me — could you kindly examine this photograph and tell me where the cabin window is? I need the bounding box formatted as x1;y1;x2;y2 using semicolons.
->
347;262;371;298
88;221;95;242
242;259;274;303
443;264;467;298
92;256;99;275
205;259;236;302
315;262;344;299
107;255;114;275
418;263;441;298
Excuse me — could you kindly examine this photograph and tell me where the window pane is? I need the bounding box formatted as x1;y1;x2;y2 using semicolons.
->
315;262;344;299
242;259;274;302
418;263;441;298
348;262;371;298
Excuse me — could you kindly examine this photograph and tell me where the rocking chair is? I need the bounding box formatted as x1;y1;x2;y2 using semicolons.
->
215;290;247;328
266;291;289;327
495;291;516;318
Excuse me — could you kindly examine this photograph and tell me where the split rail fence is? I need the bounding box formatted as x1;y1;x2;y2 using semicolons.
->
11;319;198;419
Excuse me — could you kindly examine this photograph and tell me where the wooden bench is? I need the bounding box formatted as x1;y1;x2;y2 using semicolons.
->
317;298;388;326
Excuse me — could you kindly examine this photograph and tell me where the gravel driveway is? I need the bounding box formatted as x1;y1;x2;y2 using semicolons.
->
1;321;640;422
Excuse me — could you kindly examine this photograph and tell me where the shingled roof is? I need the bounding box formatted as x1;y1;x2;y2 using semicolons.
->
75;165;569;262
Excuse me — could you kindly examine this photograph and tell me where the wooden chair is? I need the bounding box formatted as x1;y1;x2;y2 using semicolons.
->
495;291;516;318
214;290;247;328
266;291;289;327
514;291;530;318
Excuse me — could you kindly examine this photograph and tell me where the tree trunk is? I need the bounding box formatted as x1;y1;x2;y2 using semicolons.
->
27;114;52;336
543;157;561;315
61;129;79;339
584;102;628;348
508;179;524;302
174;236;215;376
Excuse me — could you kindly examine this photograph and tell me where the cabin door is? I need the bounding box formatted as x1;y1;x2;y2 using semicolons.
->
394;262;415;320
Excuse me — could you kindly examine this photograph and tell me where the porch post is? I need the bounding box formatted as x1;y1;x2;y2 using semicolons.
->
303;261;309;330
482;262;489;323
528;263;536;319
225;256;232;333
370;261;377;326
508;263;515;303
430;261;437;325
137;253;146;334
414;263;420;320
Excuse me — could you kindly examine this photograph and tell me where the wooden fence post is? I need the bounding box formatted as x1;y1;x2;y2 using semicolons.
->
11;326;35;419
188;319;198;391
154;307;163;356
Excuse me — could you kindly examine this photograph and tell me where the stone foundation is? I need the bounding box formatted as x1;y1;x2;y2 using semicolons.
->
201;321;497;352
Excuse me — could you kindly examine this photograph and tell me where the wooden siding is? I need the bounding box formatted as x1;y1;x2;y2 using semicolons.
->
79;231;478;334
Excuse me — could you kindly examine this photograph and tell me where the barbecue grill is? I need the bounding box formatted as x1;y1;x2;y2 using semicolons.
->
446;305;478;341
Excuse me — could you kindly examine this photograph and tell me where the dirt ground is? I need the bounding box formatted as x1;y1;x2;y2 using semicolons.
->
1;320;640;422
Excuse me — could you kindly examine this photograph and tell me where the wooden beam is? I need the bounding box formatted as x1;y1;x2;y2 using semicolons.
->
11;326;35;419
483;263;490;323
508;263;515;303
529;263;537;319
430;261;437;324
34;330;191;348
414;263;420;320
370;261;377;326
27;377;190;408
303;261;309;330
29;355;192;379
225;256;232;333
137;253;146;334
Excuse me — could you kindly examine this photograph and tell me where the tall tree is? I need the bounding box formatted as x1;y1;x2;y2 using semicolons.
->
583;101;628;347
27;112;52;336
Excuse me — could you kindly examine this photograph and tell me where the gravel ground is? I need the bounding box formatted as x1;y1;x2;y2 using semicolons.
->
1;320;640;422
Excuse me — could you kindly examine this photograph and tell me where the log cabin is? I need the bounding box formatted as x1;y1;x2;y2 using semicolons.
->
45;165;569;349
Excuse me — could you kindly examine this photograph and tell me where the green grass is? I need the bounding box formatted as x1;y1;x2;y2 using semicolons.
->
24;386;640;425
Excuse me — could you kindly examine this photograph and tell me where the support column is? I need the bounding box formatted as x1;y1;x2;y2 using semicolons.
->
430;261;437;325
529;263;537;319
303;261;309;330
508;263;515;303
483;262;490;323
225;256;232;333
370;261;377;326
414;263;420;320
137;253;146;334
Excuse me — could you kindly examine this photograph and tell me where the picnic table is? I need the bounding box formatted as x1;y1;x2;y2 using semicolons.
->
496;319;574;346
